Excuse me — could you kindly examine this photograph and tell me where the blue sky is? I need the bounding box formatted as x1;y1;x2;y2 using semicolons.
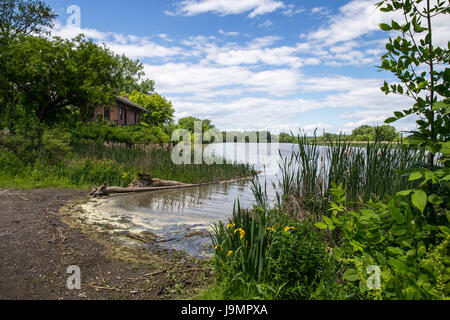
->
45;0;449;134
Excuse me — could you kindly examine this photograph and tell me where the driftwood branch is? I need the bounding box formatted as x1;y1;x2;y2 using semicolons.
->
90;173;256;197
91;182;196;197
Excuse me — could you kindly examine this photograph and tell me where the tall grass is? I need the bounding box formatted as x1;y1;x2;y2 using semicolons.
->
209;202;341;300
0;134;255;188
272;133;427;219
71;139;254;185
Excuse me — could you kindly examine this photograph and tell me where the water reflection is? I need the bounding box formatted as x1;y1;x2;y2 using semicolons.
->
111;143;298;257
116;179;249;217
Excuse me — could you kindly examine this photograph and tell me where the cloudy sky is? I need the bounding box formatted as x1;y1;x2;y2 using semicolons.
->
46;0;449;134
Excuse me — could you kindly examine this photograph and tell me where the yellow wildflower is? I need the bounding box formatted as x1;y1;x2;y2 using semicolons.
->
234;228;245;240
266;226;276;232
227;250;233;257
227;223;236;229
214;244;221;250
284;226;295;232
122;172;127;179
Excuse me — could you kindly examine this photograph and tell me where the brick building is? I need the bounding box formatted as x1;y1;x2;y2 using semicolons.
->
90;96;149;126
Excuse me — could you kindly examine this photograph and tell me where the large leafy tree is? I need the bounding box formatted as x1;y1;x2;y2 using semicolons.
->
3;33;159;125
0;0;57;128
125;90;175;126
0;0;56;43
378;0;449;170
0;1;157;128
6;35;121;123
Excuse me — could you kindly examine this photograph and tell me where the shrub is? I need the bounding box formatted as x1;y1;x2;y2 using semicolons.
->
211;205;276;292
211;204;340;300
40;128;72;164
271;221;339;299
0;148;24;176
317;179;449;300
71;122;170;145
62;158;134;187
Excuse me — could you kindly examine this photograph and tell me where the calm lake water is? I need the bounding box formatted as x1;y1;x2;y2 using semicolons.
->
110;143;302;256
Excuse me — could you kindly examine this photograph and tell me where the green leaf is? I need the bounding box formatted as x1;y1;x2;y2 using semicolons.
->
379;23;392;31
388;246;404;256
409;171;423;181
376;251;387;265
391;20;401;30
385;117;397;124
394;111;404;118
389;204;404;224
314;222;328;229
432;101;448;110
391;225;408;236
359;280;368;293
411;190;427;213
342;269;358;281
439;226;450;235
397;190;413;196
323;216;333;226
389;257;410;274
404;136;424;145
417;246;426;258
428;194;443;205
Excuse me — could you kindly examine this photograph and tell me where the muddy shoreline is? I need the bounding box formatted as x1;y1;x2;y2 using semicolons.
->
0;188;213;300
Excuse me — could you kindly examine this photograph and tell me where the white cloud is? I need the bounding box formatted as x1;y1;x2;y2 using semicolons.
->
307;0;383;45
282;4;305;17
166;0;285;18
340;109;418;132
206;45;304;68
157;33;174;42
104;41;184;59
307;0;449;47
311;7;330;15
52;23;185;60
52;21;109;40
143;62;302;97
299;76;381;93
258;20;274;28
219;29;240;36
170;96;317;132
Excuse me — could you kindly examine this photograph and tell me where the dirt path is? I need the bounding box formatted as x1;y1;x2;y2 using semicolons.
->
0;188;212;300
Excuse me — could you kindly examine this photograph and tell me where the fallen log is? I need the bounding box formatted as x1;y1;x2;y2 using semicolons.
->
90;173;257;197
91;182;199;197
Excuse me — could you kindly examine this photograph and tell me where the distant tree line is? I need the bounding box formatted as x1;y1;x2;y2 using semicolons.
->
278;125;401;144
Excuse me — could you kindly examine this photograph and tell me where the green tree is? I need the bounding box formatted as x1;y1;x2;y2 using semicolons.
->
178;116;216;133
114;55;155;95
350;125;400;141
2;34;158;126
351;125;376;140
377;0;450;169
0;0;56;43
0;0;57;128
125;90;175;126
5;35;120;124
279;132;296;143
378;125;400;141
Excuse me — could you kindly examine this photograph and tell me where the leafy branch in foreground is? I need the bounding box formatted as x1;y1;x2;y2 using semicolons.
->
377;0;449;170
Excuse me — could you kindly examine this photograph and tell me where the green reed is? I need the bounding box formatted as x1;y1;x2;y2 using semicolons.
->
271;133;427;219
70;139;254;185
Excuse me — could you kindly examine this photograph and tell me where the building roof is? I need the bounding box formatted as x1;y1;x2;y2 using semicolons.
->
115;96;150;113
